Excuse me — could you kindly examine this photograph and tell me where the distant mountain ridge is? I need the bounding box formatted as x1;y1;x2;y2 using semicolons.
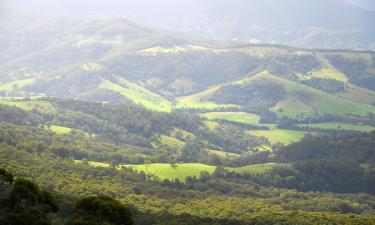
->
1;14;375;123
5;0;375;49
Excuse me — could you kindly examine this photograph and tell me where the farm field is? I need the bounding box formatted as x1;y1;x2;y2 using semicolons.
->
76;161;289;181
271;98;315;119
297;122;375;132
123;163;217;180
74;160;111;168
247;129;307;144
48;125;72;134
207;149;241;158
123;163;288;180
201;112;263;126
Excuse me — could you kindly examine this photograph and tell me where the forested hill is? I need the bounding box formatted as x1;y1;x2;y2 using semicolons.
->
2;2;375;225
1;13;375;126
0;98;375;224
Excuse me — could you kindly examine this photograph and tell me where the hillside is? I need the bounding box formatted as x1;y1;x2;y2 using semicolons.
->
2;15;375;146
1;98;375;224
5;0;375;49
2;2;375;225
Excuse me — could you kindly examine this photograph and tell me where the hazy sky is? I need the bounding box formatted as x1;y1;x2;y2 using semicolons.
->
2;0;374;18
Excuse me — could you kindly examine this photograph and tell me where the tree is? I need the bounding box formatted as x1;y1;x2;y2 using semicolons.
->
0;168;14;184
2;178;58;225
68;195;133;225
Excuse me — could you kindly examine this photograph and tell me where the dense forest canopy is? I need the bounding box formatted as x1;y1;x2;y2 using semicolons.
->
0;98;375;224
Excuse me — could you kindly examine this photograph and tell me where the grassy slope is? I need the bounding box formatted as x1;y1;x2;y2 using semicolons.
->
247;129;307;145
82;161;283;180
201;112;277;129
336;84;375;105
123;163;217;180
178;68;375;120
0;100;57;114
159;135;185;149
207;149;241;158
48;125;72;134
0;78;36;92
99;79;172;112
201;112;261;125
257;73;375;118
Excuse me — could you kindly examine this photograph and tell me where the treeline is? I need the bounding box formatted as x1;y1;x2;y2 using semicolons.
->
301;77;346;94
0;120;263;166
0;99;269;158
326;54;375;91
208;81;286;110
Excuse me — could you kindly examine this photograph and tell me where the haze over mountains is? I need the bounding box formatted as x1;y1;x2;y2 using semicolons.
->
4;0;375;49
1;11;375;120
2;1;375;225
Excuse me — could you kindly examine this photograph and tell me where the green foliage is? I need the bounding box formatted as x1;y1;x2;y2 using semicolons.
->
297;122;375;132
227;163;292;175
326;54;375;91
0;168;14;184
0;174;58;225
69;195;133;225
301;77;346;94
208;80;286;110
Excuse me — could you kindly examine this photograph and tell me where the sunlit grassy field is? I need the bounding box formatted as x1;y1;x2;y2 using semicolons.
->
77;161;289;181
0;100;56;114
201;112;262;125
207;149;241;158
48;125;73;134
123;163;217;180
100;79;172;112
247;129;307;144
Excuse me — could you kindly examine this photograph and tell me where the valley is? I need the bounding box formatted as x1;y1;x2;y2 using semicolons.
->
1;4;375;224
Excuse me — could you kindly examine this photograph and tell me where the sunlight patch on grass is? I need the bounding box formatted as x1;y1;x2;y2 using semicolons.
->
99;79;172;112
247;129;306;144
48;125;72;134
0;78;36;92
123;163;217;181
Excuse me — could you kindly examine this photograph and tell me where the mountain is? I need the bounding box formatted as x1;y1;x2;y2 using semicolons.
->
5;0;375;49
2;8;375;225
1;14;375;124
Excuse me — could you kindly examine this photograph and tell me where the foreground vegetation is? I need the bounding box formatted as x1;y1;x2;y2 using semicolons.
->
0;98;375;224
